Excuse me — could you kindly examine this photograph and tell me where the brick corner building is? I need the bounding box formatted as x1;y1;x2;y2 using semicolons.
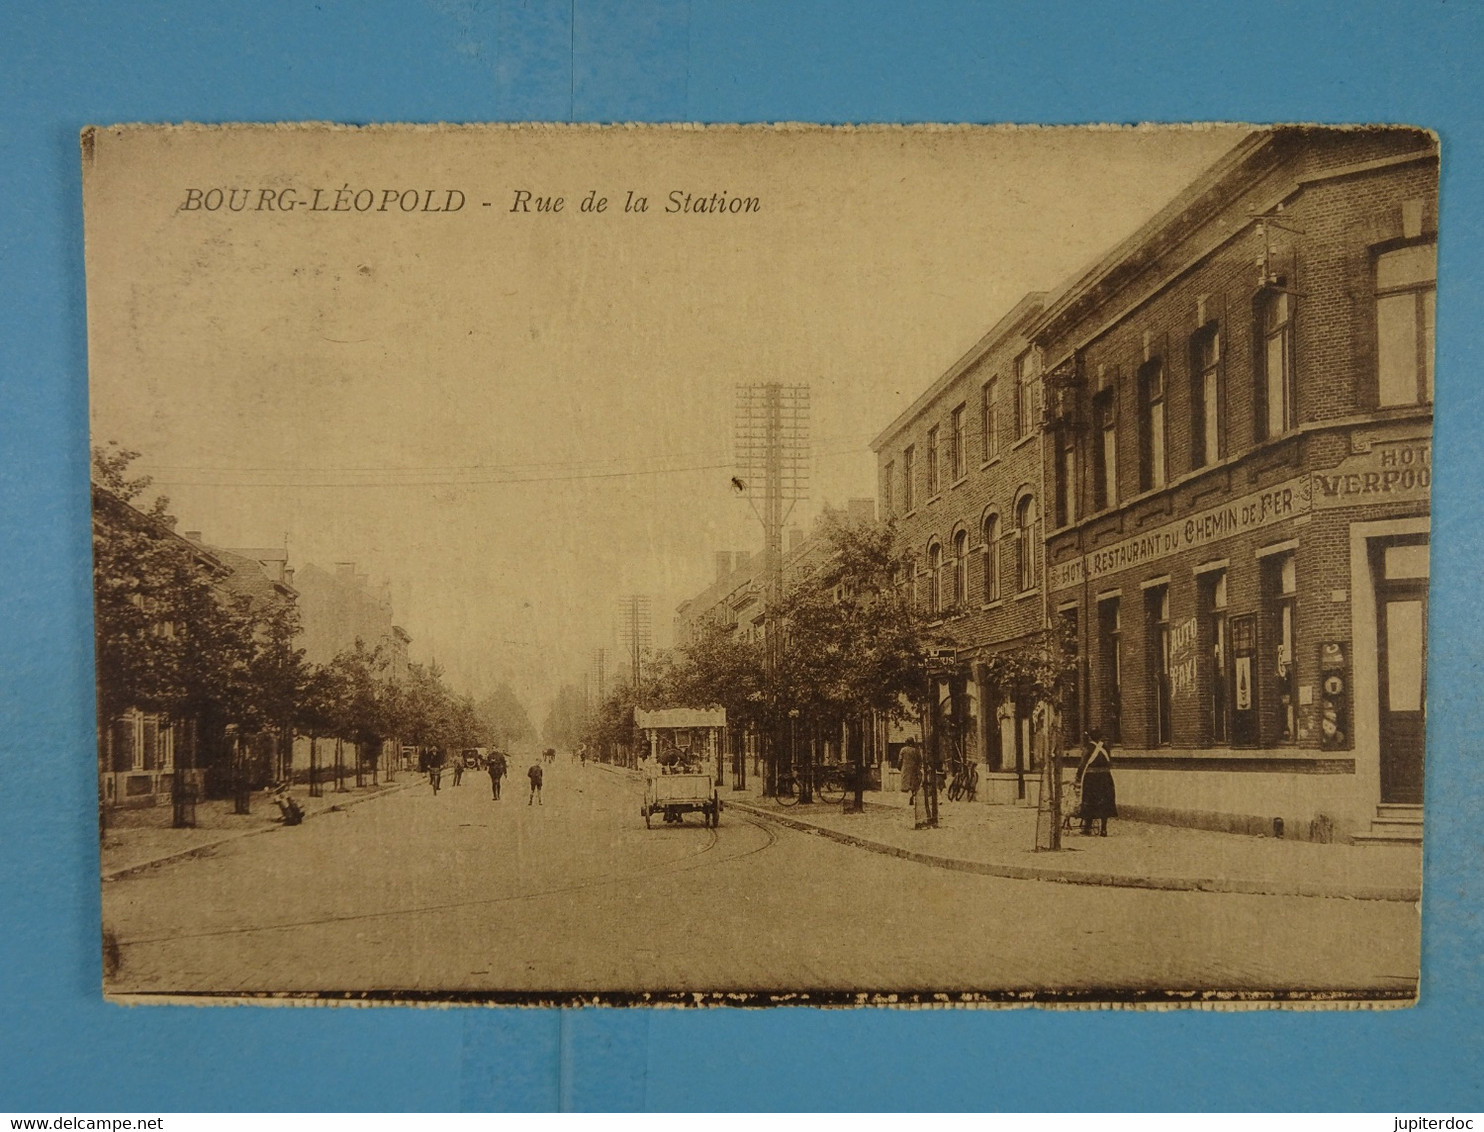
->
1033;126;1436;844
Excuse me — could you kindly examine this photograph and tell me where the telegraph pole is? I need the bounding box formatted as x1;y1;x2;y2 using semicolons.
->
735;382;809;797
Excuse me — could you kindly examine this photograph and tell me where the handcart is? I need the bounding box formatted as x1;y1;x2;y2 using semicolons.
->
641;771;721;828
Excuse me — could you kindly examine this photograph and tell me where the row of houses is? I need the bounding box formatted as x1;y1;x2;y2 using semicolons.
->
97;485;412;809
679;126;1437;845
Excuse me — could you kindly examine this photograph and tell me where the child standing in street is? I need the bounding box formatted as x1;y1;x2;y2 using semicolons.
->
527;762;543;805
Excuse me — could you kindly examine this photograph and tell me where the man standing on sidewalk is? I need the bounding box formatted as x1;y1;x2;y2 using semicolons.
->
487;749;507;800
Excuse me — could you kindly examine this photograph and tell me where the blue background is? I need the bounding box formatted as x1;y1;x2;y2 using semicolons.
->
2;0;1481;1112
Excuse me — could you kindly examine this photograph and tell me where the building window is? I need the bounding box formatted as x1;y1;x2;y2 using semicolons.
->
902;445;915;512
1054;427;1076;528
1015;349;1038;439
883;461;895;516
951;529;968;609
1146;584;1172;746
1201;570;1230;745
950;404;966;481
1191;325;1222;468
926;426;940;495
983;513;1001;602
1015;495;1038;592
1097;596;1122;742
982;378;999;461
1138;357;1166;490
927;541;943;613
1259;289;1294;438
1376;241;1436;406
905;555;918;609
1091;388;1117;511
1264;552;1299;743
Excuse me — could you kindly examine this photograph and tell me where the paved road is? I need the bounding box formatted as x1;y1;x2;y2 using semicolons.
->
103;759;1419;997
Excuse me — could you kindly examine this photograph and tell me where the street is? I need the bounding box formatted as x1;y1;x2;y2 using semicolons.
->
102;759;1419;997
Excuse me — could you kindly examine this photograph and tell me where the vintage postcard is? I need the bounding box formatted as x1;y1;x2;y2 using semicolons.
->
85;123;1433;1005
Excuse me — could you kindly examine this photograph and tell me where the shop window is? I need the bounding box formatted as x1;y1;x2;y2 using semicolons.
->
1060;605;1081;744
1263;552;1299;743
902;445;915;511
1092;387;1117;510
982;378;999;461
983;513;1001;602
1191;324;1223;468
950;404;966;481
1015;495;1038;592
1097;596;1122;742
926;426;940;495
1200;570;1230;745
1259;289;1295;439
1138;358;1166;490
1376;241;1436;406
1146;584;1172;745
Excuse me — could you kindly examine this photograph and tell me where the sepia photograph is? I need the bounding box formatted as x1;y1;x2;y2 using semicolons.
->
84;122;1434;1004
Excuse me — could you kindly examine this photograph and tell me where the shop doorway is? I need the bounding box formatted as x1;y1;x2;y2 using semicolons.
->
1373;538;1429;804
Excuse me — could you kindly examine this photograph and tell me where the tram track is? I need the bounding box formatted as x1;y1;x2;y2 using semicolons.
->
114;801;781;951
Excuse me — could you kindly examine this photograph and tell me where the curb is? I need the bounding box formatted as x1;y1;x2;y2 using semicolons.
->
101;778;417;883
727;800;1420;904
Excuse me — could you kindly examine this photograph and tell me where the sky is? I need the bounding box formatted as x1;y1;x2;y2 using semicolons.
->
83;123;1250;723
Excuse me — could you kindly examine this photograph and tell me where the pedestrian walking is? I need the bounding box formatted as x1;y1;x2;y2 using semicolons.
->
487;749;507;800
428;748;444;795
452;753;464;787
1075;729;1117;836
527;762;543;806
899;737;926;829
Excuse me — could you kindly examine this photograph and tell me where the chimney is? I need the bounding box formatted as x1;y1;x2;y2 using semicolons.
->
335;562;356;579
715;551;733;582
283;566;295;587
183;531;202;542
733;550;751;571
847;498;876;525
788;527;804;553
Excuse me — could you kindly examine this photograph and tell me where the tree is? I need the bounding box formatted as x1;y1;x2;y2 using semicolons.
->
92;443;278;792
541;683;589;751
475;682;536;751
773;510;945;807
978;620;1079;849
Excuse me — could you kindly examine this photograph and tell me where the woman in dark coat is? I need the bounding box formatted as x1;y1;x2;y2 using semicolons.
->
1075;728;1117;836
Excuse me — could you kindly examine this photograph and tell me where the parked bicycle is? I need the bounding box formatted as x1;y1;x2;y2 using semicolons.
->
774;764;848;805
943;736;979;802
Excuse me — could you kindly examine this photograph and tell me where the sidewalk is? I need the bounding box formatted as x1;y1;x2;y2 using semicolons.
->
731;787;1421;902
567;761;1421;902
100;774;416;881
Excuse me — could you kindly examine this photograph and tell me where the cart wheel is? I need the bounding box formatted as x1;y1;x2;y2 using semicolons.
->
710;801;719;827
644;808;651;829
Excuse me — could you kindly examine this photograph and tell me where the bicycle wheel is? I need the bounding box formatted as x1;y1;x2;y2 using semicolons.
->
946;775;964;802
775;773;800;806
816;768;844;804
965;764;979;803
